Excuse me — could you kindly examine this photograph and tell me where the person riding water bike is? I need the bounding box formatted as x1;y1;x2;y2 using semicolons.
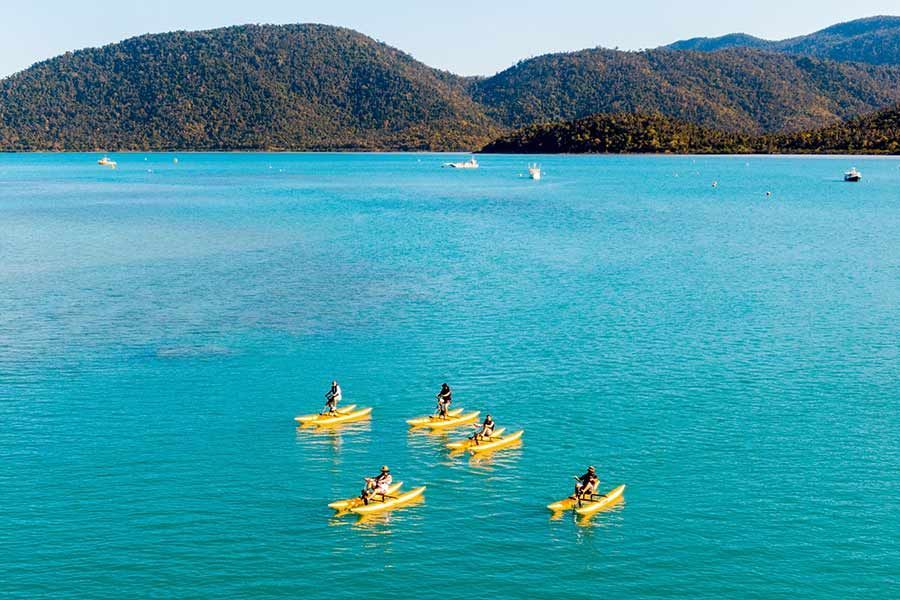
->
572;466;600;505
435;383;452;417
360;466;393;505
469;414;496;445
323;380;342;414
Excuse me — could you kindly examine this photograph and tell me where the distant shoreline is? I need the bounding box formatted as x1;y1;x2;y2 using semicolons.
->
1;150;897;157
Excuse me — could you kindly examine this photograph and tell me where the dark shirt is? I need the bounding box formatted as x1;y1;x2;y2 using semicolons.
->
579;472;598;486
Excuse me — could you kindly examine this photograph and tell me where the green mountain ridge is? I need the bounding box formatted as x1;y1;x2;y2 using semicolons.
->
0;24;498;151
2;19;900;151
471;47;900;133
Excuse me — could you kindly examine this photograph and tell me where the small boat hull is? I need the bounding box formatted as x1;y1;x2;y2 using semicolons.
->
295;404;357;424
303;407;372;427
446;428;507;451
442;158;479;169
405;407;465;427
408;411;479;430
468;429;523;454
547;484;626;515
348;486;426;515
328;482;404;511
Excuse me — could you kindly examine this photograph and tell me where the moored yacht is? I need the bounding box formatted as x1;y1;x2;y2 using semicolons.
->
528;163;541;180
97;156;117;168
844;167;861;182
443;157;478;169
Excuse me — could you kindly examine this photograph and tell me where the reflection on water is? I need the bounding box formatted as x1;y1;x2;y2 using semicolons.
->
406;427;457;441
547;498;628;528
406;426;458;461
467;443;524;470
576;502;627;529
297;421;371;440
327;496;427;536
549;510;566;522
354;497;426;532
294;421;372;468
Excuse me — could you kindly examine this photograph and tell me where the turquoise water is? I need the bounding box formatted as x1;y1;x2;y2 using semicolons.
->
1;153;898;598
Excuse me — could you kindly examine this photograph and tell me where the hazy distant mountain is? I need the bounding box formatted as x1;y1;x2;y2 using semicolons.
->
471;47;900;133
667;33;771;52
2;21;900;151
0;24;498;151
667;16;900;65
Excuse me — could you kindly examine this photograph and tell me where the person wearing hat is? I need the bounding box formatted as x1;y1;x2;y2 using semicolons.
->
360;465;393;505
323;380;342;414
435;383;452;418
469;414;496;445
572;466;600;505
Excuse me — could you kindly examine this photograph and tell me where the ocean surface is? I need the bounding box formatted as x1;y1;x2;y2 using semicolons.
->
1;153;898;599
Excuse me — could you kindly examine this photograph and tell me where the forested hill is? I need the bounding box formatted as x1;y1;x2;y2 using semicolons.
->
766;103;900;154
480;107;900;155
667;16;900;65
470;47;900;133
0;24;499;151
3;21;900;151
480;113;757;154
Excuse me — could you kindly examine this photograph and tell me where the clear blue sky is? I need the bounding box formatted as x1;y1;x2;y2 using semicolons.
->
2;0;898;78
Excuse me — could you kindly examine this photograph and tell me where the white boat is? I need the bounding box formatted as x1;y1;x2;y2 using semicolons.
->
527;163;541;180
443;157;478;169
844;167;861;182
97;156;117;168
